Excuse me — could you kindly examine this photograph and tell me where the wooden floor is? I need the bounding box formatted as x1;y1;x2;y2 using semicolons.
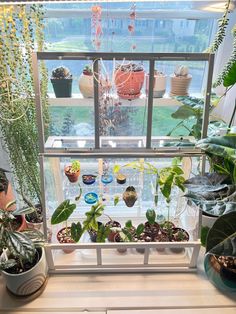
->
0;252;235;313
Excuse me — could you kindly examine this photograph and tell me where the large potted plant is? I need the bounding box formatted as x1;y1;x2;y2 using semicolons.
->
51;66;73;98
114;62;145;99
204;211;236;292
0;202;48;296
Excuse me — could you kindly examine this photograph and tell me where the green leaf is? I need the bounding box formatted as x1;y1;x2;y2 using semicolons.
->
114;195;120;206
5;201;16;210
122;228;133;241
125;220;133;229
136;223;144;237
71;222;83;242
4;231;36;262
22;229;44;243
160;173;174;202
13;206;35;216
171;105;197;120
113;165;121;174
96;224;110;243
0;259;17;271
223;60;236;87
75;183;82;202
83;203;105;231
171;166;184;175
146;209;156;224
51;200;76;225
206;212;236;255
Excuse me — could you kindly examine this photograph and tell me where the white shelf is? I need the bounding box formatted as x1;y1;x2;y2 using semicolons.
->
48;93;183;107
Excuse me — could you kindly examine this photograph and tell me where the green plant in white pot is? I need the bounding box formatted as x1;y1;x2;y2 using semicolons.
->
0;202;48;296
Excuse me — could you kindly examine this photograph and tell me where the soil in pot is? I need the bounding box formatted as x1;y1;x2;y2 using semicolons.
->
88;221;103;242
82;174;96;185
57;227;75;254
114;233;127;253
5;248;41;275
26;204;43;230
154;232;169;252
64;165;80;183
169;227;189;254
116;173;126;184
144;221;160;240
105;220;121;242
123;186;138;207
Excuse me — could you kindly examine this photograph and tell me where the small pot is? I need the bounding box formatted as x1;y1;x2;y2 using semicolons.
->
101;174;113;184
154;232;169;252
88;221;102;242
160;220;175;236
51;78;72;98
144;221;160;240
25;204;43;230
116;173;126;184
170;74;192;97
105;220;121;242
146;72;167;98
82;174;96;185
84;192;98;204
78;73;94;98
114;233;127;253
57;227;75;254
170;227;189;254
64;165;80;183
123;186;137;207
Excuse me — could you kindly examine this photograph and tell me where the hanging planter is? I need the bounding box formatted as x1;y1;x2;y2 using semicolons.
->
123;186;138;207
115;63;145;100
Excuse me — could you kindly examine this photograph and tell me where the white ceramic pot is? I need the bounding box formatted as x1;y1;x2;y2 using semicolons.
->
202;213;217;229
146;73;167;98
1;247;48;296
170;74;192;96
78;73;94;98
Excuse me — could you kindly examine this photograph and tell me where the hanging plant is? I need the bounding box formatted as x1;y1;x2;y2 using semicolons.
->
91;4;102;50
0;4;49;208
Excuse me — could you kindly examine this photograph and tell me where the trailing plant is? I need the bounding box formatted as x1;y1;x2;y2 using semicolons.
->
0;4;49;208
206;0;231;54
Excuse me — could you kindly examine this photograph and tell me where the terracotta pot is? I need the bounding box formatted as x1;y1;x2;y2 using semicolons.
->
170;74;192;96
105;220;121;242
1;247;48;296
57;227;75;254
78;73;94;98
64;166;80;183
115;69;145;99
0;183;16;211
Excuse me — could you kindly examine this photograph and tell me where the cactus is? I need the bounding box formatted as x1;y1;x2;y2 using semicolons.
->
174;65;189;77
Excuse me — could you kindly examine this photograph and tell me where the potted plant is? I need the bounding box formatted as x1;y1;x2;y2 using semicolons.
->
123;186;138;207
105;217;121;242
114;62;145;100
0;168;16;211
170;65;192;96
51;66;73;98
184;135;236;245
0;202;48;296
64;160;81;183
82;174;96;185
78;65;94;98
169;227;189;253
146;70;167;98
204;211;236;292
122;220;145;253
51;199;83;253
144;209;160;240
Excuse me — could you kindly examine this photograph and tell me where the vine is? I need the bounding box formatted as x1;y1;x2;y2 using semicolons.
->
0;5;49;207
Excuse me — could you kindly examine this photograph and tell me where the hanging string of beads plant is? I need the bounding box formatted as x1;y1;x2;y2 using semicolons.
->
91;4;102;51
0;4;49;214
128;3;137;52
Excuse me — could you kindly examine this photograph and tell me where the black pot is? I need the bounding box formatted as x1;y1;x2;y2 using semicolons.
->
51;78;72;98
88;221;102;242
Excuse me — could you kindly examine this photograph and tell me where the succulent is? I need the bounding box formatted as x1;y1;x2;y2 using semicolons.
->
71;160;80;173
117;63;143;72
174;65;189;77
51;66;72;79
83;65;93;76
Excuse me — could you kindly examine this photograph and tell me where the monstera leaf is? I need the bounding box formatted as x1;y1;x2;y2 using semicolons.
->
206;211;236;255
